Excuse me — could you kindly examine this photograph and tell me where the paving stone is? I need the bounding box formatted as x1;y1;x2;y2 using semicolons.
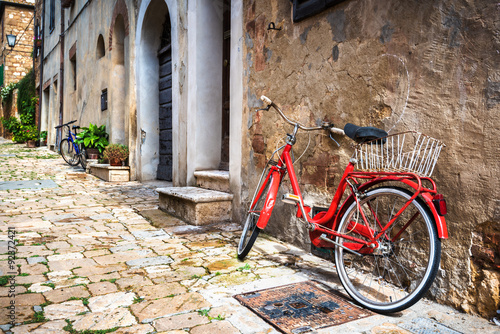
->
371;323;412;334
109;243;141;253
54;277;90;289
0;293;45;307
48;258;98;271
10;323;40;333
73;263;126;277
44;300;87;320
131;229;170;240
83;249;111;257
136;283;186;300
130;292;211;323
87;282;118;296
29;283;53;293
88;271;121;283
46;270;73;281
43;286;90;303
72;308;137;331
47;252;83;262
190;320;240;334
26;257;47;265
153;311;210;331
126;256;173;268
93;249;153;265
27;320;69;333
0;285;26;297
0;305;34;325
113;324;156;334
87;291;136;312
148;266;206;284
15;274;47;285
115;275;153;291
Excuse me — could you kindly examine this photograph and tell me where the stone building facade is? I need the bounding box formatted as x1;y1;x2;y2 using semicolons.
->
0;0;35;137
39;0;499;318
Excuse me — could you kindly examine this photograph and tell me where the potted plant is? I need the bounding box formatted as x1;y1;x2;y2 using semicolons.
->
24;125;38;148
103;144;129;166
74;123;109;158
40;131;47;146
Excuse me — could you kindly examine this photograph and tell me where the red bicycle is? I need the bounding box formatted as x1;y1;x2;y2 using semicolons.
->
238;96;448;313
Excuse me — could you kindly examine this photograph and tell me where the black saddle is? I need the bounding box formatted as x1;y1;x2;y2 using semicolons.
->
344;123;388;143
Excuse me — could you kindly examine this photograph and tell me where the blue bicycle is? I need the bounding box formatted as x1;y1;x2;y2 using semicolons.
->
55;120;87;169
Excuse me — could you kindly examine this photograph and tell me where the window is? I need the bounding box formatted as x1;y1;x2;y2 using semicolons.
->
49;0;55;32
96;35;105;59
292;0;347;22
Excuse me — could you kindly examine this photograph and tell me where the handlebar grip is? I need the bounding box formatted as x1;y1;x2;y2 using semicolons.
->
330;127;345;135
260;95;272;105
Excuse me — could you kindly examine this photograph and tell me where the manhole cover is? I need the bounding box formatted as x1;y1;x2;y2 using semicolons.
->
234;281;372;333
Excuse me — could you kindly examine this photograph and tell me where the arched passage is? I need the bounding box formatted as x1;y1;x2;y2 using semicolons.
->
136;0;182;182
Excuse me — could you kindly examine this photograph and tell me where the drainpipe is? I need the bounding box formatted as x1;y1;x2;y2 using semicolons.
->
37;2;44;136
57;3;64;147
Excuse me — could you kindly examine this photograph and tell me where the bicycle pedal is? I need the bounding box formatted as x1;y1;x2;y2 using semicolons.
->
282;193;300;205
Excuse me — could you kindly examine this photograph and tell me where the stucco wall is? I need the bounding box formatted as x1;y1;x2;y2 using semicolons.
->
242;0;500;317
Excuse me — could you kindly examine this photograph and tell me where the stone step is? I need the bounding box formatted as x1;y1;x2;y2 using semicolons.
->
157;186;233;226
194;170;230;192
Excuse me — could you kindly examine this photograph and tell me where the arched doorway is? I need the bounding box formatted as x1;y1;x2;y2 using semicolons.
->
157;14;172;181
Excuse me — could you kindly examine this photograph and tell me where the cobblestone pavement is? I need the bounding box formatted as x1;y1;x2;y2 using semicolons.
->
0;142;497;334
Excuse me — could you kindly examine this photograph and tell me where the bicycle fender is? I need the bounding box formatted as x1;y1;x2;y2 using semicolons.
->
420;192;448;239
336;179;448;239
256;171;281;229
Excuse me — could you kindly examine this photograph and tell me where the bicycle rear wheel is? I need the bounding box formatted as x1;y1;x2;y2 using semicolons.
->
79;145;87;169
237;171;277;259
60;139;80;166
334;186;440;313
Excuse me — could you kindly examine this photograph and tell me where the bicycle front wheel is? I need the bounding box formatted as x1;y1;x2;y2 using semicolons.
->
60;139;80;166
334;187;440;313
237;171;277;259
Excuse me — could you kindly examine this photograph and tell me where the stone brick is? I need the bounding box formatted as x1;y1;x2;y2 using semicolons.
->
43;286;89;303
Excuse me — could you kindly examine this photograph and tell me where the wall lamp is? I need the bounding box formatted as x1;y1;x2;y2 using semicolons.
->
6;33;16;48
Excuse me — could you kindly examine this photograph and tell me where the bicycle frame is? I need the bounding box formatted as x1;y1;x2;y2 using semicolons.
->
254;139;448;254
64;127;81;155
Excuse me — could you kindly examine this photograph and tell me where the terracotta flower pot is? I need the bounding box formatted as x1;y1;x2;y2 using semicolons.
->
26;140;36;148
109;158;122;166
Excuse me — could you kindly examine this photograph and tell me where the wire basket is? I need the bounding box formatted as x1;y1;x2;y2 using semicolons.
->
353;131;445;177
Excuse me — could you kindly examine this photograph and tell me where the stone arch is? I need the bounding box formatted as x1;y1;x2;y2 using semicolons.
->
109;0;129;51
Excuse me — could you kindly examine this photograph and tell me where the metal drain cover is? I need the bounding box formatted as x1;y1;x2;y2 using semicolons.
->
234;281;371;333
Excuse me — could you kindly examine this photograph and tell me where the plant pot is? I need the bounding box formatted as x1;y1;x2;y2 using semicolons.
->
109;158;122;166
26;140;36;148
88;153;99;160
86;148;100;158
41;140;47;146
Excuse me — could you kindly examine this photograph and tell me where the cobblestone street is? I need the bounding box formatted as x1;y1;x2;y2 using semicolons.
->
0;142;496;334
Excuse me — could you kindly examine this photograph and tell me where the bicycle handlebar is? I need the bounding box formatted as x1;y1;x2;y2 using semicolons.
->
54;120;77;129
260;96;345;135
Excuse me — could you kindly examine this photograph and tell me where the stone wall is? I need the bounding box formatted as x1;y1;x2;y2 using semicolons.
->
242;0;500;317
0;2;35;137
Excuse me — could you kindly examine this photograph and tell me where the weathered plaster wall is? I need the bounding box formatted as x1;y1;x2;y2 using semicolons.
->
243;0;500;317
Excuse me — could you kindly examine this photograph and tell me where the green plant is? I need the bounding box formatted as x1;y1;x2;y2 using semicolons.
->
1;82;18;104
40;131;47;140
74;123;109;153
17;69;36;113
23;124;38;141
103;144;129;162
1;116;20;134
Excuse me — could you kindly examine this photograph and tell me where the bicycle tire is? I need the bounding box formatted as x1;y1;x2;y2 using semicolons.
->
334;186;441;313
60;139;80;166
237;171;276;259
79;145;87;170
